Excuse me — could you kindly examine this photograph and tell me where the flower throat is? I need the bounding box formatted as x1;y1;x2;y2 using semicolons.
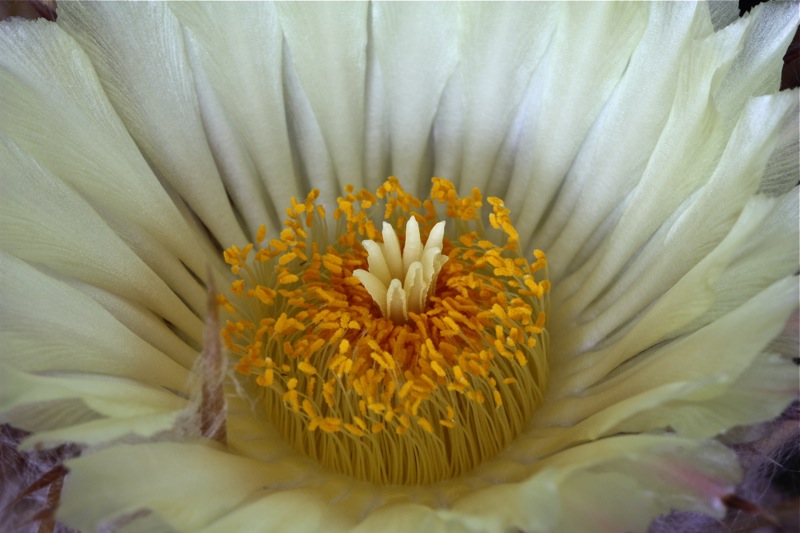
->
221;178;549;485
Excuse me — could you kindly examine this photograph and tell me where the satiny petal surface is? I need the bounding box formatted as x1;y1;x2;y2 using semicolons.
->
0;2;797;532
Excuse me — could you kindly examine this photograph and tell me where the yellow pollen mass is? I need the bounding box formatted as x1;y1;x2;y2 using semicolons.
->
223;177;549;485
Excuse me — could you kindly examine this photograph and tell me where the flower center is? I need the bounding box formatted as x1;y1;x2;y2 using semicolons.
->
221;177;549;485
353;217;448;324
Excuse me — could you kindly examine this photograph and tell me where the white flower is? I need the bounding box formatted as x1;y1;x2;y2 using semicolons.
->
1;2;798;532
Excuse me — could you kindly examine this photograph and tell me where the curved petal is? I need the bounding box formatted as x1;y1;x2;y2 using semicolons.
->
0;252;190;391
529;276;797;451
58;442;275;532
276;2;369;191
57;1;248;247
0;136;204;345
553;92;798;358
501;3;648;241
369;2;459;193
450;436;737;532
436;2;560;196
0;18;225;315
535;3;711;270
169;2;306;233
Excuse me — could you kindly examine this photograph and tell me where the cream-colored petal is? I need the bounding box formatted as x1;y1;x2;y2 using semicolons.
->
551;437;738;531
707;0;740;30
573;93;796;336
199;489;355;533
459;435;737;533
503;3;647;237
534;3;710;268
615;352;798;439
0;367;183;419
353;503;475;533
20;412;180;450
682;191;798;334
370;2;459;191
0;19;225;312
0;253;189;391
532;277;796;442
0;136;203;345
556;6;795;306
553;192;791;388
556;16;748;305
436;2;560;195
57;2;248;247
58;443;275;532
275;2;369;191
553;92;797;359
715;3;798;116
168;2;306;232
66;279;198;368
760;105;798;195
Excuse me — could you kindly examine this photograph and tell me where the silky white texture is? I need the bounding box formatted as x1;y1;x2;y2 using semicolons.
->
0;1;797;532
57;1;248;249
170;2;304;233
0;19;227;325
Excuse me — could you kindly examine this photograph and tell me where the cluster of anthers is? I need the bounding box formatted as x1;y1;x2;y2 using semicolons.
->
221;177;549;485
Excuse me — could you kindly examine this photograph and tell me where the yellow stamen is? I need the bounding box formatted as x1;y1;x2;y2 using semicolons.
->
222;177;549;485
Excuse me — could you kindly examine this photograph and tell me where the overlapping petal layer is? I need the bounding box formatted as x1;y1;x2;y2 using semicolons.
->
1;2;797;532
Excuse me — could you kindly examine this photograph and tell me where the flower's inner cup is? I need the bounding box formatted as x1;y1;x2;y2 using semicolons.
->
221;178;549;485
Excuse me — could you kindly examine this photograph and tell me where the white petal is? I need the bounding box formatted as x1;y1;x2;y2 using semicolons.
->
685;191;798;332
199;490;355;533
65;279;198;369
534;277;797;441
715;3;799;117
0;367;183;419
370;2;459;190
555;91;797;351
502;3;648;236
706;0;740;30
169;2;307;232
442;2;560;195
58;443;275;532
57;2;248;247
0;137;204;344
556;18;768;310
21;412;181;451
615;352;798;439
0;252;190;391
0;19;225;309
353;504;469;533
276;2;369;190
453;436;737;532
533;3;710;267
760;101;799;195
551;437;738;531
